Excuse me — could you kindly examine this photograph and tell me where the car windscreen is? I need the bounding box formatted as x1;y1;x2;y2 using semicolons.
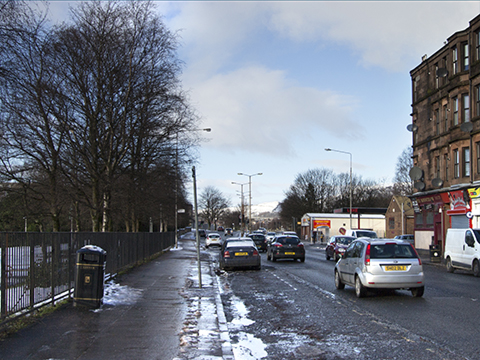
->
337;237;353;245
370;243;417;259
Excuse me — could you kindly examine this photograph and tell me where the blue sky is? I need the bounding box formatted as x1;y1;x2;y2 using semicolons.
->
49;1;480;208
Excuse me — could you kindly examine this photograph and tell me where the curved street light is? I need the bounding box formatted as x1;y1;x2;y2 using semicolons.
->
237;173;262;233
325;148;353;229
174;127;211;248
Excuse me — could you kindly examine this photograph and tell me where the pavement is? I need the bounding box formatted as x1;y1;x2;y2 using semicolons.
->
0;234;232;360
0;236;443;360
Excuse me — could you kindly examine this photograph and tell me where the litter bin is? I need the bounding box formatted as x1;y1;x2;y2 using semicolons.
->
74;245;107;308
429;244;441;263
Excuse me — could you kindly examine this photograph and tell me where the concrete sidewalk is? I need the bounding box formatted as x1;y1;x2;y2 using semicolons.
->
0;237;231;360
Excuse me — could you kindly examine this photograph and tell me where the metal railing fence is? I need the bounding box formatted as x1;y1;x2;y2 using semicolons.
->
0;231;174;323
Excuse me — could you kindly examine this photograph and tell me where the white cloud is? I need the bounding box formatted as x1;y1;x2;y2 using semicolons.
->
192;65;362;156
266;2;479;71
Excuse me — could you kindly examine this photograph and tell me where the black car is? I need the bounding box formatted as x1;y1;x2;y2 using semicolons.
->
247;234;267;252
219;237;260;271
267;235;305;262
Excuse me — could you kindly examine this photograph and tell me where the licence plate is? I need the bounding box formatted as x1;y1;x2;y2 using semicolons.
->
384;265;407;271
284;252;295;255
235;252;248;256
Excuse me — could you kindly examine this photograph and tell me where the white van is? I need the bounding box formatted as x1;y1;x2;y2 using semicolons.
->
444;228;480;276
345;229;378;238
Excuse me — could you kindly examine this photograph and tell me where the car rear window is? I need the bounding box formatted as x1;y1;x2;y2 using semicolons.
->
357;231;377;238
277;237;300;245
370;243;417;259
249;235;265;240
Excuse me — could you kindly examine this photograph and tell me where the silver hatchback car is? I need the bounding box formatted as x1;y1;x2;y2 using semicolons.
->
334;238;425;298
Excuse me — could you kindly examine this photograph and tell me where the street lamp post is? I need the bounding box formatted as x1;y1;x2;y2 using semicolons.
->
232;182;248;232
325;148;353;229
237;173;262;233
174;128;211;248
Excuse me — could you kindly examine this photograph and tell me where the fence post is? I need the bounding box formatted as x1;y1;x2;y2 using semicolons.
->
1;234;6;319
30;234;35;309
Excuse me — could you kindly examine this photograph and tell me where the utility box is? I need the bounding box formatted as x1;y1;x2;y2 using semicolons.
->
74;245;107;308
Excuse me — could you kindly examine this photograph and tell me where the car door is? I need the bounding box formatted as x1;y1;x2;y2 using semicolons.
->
463;230;476;268
349;242;364;278
339;242;356;284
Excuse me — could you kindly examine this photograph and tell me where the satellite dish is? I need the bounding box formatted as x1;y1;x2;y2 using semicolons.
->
460;122;473;133
432;178;444;188
409;166;424;181
436;68;448;78
406;124;418;132
414;181;426;191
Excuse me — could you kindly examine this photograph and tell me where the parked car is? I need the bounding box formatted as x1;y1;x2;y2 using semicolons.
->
325;235;355;261
334;238;425;298
267;235;305;262
345;229;378;238
247;233;268;252
394;234;414;245
198;229;206;238
225;228;233;236
217;226;224;232
219;239;261;271
444;228;480;276
205;233;222;248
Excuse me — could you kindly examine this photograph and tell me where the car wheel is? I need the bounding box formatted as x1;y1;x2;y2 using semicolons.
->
473;260;480;277
355;276;366;298
300;257;305;263
445;256;455;273
272;255;276;262
326;252;330;261
254;265;261;271
334;270;345;290
411;286;424;297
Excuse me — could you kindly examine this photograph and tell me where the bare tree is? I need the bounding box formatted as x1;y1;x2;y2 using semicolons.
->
199;186;231;229
393;147;414;196
0;1;200;231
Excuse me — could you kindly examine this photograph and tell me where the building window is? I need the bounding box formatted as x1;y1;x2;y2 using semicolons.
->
454;149;460;178
415;213;424;226
445;154;449;181
463;94;470;123
435;63;439;88
453;46;458;74
444;104;448;131
435;156;441;178
477;141;480;174
463;147;470;177
463;42;469;71
389;217;395;230
477;29;480;60
453;97;459;125
477;85;480;117
435;108;440;135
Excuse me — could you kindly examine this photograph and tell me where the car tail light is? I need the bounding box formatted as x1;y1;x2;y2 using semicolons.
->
274;243;283;248
253;249;259;256
298;243;304;248
224;251;230;258
365;243;371;266
409;244;422;265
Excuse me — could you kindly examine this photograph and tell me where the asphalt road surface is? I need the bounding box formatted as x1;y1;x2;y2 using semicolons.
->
207;241;480;360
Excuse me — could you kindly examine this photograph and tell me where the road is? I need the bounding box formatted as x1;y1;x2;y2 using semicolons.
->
205;234;480;360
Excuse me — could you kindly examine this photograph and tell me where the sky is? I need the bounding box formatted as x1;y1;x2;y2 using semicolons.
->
48;1;480;209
